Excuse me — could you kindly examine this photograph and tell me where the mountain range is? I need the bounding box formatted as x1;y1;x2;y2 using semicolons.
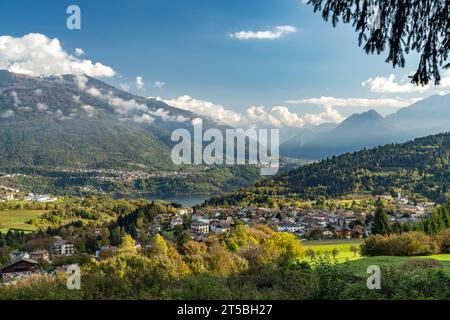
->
281;94;450;160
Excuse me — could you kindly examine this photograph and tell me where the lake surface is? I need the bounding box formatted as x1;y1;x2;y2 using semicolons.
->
111;193;211;207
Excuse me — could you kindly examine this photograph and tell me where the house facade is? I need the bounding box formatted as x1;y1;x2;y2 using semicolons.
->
0;258;38;283
52;240;75;256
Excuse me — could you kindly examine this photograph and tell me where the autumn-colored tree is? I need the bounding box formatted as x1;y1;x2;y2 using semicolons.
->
118;234;138;255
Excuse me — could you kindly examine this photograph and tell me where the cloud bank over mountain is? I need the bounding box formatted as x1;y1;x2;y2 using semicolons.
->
159;95;343;129
0;33;115;78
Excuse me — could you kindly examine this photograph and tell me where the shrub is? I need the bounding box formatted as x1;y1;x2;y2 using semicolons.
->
401;259;443;272
361;231;438;256
437;229;450;253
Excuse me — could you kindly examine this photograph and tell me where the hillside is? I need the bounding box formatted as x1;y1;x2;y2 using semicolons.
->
0;71;211;170
207;132;450;206
0;71;264;196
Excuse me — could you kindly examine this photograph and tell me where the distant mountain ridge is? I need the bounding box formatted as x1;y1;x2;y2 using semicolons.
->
281;94;450;160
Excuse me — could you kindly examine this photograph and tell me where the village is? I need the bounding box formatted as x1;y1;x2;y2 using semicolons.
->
0;188;436;286
147;191;435;242
0;168;195;185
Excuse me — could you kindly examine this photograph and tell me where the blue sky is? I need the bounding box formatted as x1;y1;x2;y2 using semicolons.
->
0;0;443;127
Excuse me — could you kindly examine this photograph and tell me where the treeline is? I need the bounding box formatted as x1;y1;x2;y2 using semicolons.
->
370;199;450;237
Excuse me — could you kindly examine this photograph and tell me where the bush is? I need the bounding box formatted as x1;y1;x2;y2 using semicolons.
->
401;259;443;272
361;232;438;256
437;229;450;253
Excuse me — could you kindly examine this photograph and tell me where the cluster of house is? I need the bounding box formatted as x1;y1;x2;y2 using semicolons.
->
23;194;58;203
0;237;75;284
0;185;58;203
55;167;194;182
146;193;435;242
188;207;369;240
0;185;20;202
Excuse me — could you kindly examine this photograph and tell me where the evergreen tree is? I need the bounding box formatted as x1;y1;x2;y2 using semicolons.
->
308;0;450;86
371;199;392;235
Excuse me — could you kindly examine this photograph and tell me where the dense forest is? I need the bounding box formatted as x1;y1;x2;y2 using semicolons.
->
206;132;450;207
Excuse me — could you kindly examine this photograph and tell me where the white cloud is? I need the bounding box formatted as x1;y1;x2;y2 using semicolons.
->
153;81;165;89
72;95;81;103
362;70;450;95
36;102;49;112
17;106;32;112
108;96;148;115
162;95;342;128
163;95;244;127
136;76;144;90
81;105;98;118
85;86;187;123
285;96;422;109
74;48;85;57
246;105;343;127
120;83;131;91
362;74;431;94
1;109;15;118
10;91;21;107
132;114;155;124
0;33;115;77
86;87;102;97
74;74;88;90
148;108;189;122
229;25;297;40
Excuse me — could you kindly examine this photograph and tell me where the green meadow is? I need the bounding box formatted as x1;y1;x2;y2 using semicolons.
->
303;239;364;262
303;239;450;275
0;209;48;233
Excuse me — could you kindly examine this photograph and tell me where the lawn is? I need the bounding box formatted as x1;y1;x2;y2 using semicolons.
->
344;255;450;276
303;240;450;276
303;239;364;262
0;210;48;233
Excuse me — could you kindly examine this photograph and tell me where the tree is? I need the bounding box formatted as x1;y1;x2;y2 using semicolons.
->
371;199;392;235
306;248;316;261
118;234;138;255
308;0;450;86
350;245;359;257
331;248;339;259
101;228;110;246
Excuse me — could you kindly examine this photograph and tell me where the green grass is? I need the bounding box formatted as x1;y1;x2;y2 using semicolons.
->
344;255;450;276
303;239;364;262
0;209;48;233
303;240;450;276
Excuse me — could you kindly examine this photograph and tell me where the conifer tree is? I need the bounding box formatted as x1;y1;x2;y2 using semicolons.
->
308;0;450;86
371;199;392;235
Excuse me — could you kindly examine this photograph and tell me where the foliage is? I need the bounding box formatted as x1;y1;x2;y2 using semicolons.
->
308;0;450;86
361;230;445;256
371;199;392;235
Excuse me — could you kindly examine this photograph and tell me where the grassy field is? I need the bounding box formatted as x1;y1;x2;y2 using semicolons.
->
345;255;450;276
303;239;450;275
303;239;364;262
0;210;48;233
